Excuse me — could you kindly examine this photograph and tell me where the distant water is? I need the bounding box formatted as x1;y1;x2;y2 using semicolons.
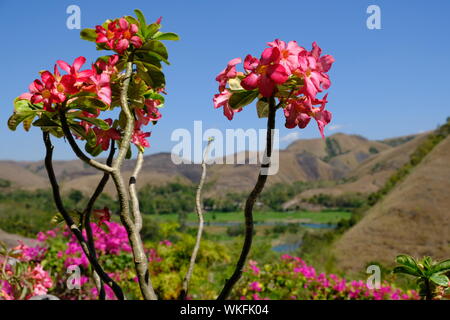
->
272;241;303;253
191;221;337;229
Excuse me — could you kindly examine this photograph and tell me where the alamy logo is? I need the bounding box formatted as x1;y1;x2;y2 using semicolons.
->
171;121;280;175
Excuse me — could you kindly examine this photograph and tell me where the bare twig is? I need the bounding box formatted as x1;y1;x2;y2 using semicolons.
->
180;138;214;300
42;131;124;300
129;150;144;232
217;97;276;300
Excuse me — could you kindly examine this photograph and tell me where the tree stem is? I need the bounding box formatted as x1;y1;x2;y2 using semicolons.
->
217;96;276;300
111;61;157;300
83;142;115;300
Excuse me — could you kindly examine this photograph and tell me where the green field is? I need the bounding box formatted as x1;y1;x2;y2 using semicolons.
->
149;210;351;224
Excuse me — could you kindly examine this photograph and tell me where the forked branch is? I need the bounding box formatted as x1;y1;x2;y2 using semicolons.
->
42;131;124;300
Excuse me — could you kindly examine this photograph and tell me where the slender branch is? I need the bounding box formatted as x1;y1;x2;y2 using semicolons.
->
83;142;116;300
217;96;276;300
42;131;124;300
59;109;114;174
180;138;214;300
129;150;144;232
110;60;157;300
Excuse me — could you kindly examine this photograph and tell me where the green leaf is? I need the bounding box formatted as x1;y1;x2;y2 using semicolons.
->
256;99;269;118
134;52;162;68
393;266;421;277
432;259;450;274
80;28;97;42
67;96;109;111
152;32;180;41
48;127;65;138
134;9;147;28
430;274;449;287
32;114;60;129
85;141;103;157
75;116;110;130
8;112;36;131
134;61;165;88
396;255;421;273
14;98;33;113
228;90;259;110
69;123;90;141
145;23;160;39
143;91;165;104
138;40;168;60
124;15;139;27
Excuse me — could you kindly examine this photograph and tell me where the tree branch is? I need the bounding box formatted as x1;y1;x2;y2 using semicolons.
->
110;60;157;300
59;109;114;174
129;150;144;232
217;96;276;300
180;138;213;300
83;141;116;300
42;131;124;300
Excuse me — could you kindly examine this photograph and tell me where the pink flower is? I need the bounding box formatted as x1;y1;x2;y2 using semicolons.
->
215;58;242;92
95;55;119;76
159;240;172;246
135;100;162;128
241;48;289;97
213;89;241;120
19;71;66;111
283;95;331;138
249;281;262;292
294;42;334;102
56;56;93;84
86;71;112;105
93;207;112;226
132;129;151;149
93;118;121;150
267;39;305;74
248;260;260;275
95;18;142;54
91;285;116;300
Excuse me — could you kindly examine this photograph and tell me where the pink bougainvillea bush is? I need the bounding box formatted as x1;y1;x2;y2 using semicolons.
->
234;255;420;300
1;225;426;300
0;242;52;300
0;221;231;300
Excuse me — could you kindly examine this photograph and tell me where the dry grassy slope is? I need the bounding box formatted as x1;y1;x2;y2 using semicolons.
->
204;150;339;194
0;133;416;196
283;133;429;209
333;135;450;274
0;161;47;189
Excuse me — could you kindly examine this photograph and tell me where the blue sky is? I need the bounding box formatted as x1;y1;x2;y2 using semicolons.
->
0;0;449;160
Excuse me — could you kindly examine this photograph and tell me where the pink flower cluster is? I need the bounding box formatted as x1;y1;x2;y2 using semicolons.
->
131;98;163;149
237;255;420;300
0;243;53;300
20;56;115;111
95;18;143;54
44;222;132;269
214;39;334;138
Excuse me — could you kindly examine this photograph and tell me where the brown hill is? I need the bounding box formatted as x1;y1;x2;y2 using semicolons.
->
333;135;450;274
282;133;429;210
0;133;419;198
